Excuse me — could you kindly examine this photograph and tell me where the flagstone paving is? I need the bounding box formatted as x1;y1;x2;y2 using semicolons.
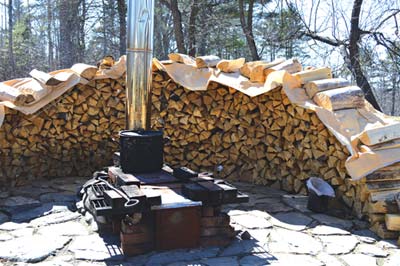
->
0;177;398;266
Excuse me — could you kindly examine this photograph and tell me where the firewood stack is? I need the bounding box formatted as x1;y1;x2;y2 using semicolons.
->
1;57;400;242
357;163;400;241
0;78;126;185
150;70;351;198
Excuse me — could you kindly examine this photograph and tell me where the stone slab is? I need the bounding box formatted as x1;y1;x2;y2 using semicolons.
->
271;212;313;231
319;235;359;255
268;229;322;255
0;235;70;262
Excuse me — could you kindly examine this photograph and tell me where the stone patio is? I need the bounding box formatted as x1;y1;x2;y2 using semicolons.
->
0;177;398;266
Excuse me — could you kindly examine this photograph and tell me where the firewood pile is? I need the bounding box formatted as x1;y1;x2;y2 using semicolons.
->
1;56;400;242
359;163;400;240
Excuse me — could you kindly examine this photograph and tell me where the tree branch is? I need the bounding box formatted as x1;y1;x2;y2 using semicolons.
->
301;31;343;47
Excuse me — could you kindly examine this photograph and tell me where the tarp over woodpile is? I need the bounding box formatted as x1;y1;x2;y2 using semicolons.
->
1;54;400;181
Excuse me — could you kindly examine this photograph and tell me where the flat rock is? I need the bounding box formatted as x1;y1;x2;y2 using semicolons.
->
319;235;359;255
377;239;398;249
220;239;267;257
268;229;322;255
38;221;90;236
199;256;239;266
270;212;313;231
11;203;72;222
316;253;344;266
311;214;353;230
10;186;57;198
281;195;310;212
0;190;10;199
0;235;70;262
226;210;247;216
0;196;41;213
68;234;123;261
231;214;272;229
341;254;377;266
384;252;400;266
50;183;79;193
124;254;150;266
250;186;286;198
247;229;271;244
32;255;75;266
311;225;350;235
0;221;30;231
30;210;81;227
256;198;294;213
9;227;35;238
0;211;9;224
271;254;324;266
352;229;378;244
39;193;77;203
0;232;13;241
247;210;272;220
166;261;207;266
146;247;219;265
239;253;275;266
357;244;388;257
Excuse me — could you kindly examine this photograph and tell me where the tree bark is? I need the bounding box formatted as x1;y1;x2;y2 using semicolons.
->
188;0;199;57
239;0;259;61
348;0;381;111
47;0;54;70
77;0;86;63
8;0;15;75
117;0;127;57
59;1;75;68
161;0;186;54
102;0;107;56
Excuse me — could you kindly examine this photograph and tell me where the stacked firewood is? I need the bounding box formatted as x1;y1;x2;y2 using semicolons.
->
151;70;351;198
353;163;400;240
0;78;126;186
2;65;399;240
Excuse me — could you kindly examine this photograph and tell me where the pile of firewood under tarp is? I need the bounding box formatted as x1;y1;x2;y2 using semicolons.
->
1;55;400;243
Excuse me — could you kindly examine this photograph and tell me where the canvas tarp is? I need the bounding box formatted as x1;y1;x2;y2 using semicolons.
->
153;59;400;181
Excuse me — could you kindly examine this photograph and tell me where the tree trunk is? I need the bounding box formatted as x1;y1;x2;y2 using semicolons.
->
102;0;107;56
77;0;86;63
59;1;75;68
391;74;397;115
8;0;15;75
348;0;381;111
188;0;199;57
117;0;126;57
238;0;259;61
47;0;54;70
164;0;186;54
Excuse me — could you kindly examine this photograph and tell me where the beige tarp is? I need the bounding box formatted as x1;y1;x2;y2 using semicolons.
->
153;59;400;180
1;55;400;180
0;56;127;119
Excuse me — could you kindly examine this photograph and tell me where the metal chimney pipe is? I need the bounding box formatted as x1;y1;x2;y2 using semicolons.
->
126;0;154;130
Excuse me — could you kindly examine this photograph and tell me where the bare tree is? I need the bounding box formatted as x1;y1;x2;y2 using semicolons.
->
187;0;199;56
160;0;186;54
117;0;126;57
287;0;400;111
347;0;380;111
47;0;54;69
8;0;15;74
239;0;260;60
